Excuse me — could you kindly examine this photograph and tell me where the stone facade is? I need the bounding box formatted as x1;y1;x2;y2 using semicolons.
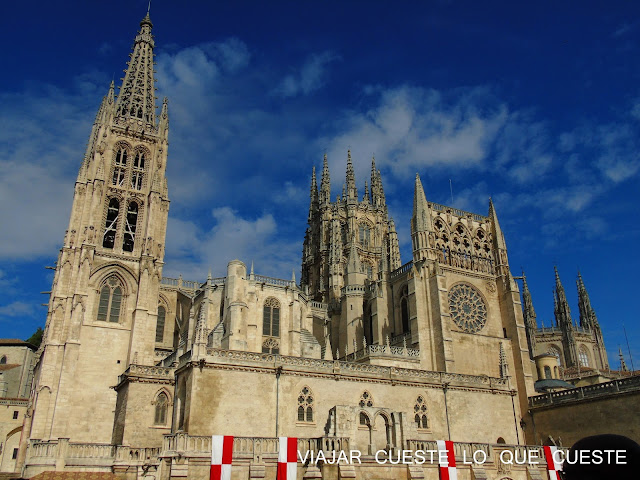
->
7;10;629;480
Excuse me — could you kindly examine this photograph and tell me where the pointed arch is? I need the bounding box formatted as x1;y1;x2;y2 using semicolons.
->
112;142;131;188
414;395;428;429
153;388;172;426
97;275;124;323
103;197;120;248
122;201;139;252
297;386;314;423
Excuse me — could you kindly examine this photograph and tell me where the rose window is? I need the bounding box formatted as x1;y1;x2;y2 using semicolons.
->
448;284;487;333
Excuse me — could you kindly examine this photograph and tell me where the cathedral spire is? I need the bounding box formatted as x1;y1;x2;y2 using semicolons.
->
577;271;598;329
554;266;578;367
489;198;510;276
412;174;431;233
320;153;331;204
308;166;319;221
411;173;432;262
554;266;572;327
346;150;357;202
115;12;157;124
521;270;537;359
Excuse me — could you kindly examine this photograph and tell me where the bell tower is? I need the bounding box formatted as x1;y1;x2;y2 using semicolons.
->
28;12;170;444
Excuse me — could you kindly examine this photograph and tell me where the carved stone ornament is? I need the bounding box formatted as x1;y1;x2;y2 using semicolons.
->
448;283;487;333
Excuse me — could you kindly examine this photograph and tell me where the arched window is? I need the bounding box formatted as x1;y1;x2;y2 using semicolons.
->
359;223;371;247
131;151;145;190
401;286;409;334
154;392;169;425
359;391;373;408
156;306;166;343
579;347;590;367
414;395;428;429
112;146;128;187
359;412;370;426
122;201;138;252
103;198;120;249
548;345;563;366
262;298;280;337
0;355;6;364
544;366;552;379
97;276;123;323
297;386;314;422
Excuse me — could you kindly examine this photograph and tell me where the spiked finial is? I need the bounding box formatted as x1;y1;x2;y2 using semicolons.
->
619;347;628;372
363;180;370;203
412;173;431;233
346;149;357;201
577;270;599;329
320;153;331;203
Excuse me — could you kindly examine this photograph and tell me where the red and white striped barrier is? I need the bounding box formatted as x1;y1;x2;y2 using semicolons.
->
277;436;298;480
436;440;457;480
210;435;233;480
543;445;562;480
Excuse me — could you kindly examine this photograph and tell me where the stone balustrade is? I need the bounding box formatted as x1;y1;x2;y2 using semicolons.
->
529;375;640;407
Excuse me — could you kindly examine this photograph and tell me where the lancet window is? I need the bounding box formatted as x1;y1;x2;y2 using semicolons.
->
154;392;169;425
122;201;138;252
97;276;123;323
262;298;280;337
131;150;145;190
103;198;120;249
112;146;128;187
156;306;166;343
297;386;314;422
578;346;590;367
400;285;410;334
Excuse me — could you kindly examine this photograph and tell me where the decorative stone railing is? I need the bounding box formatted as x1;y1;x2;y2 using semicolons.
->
118;364;174;384
391;261;413;279
341;284;366;295
26;440;162;467
160;276;204;291
310;301;328;311
0;397;28;406
430;202;486;222
203;348;510;391
344;343;420;362
529;375;640;407
162;434;349;457
252;275;297;289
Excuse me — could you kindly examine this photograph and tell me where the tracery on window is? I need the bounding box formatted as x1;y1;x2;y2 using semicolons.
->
103;198;120;249
262;297;280;340
448;283;487;334
154;392;169;425
112;145;128;187
122;201;138;252
578;346;590;367
400;285;410;334
414;395;428;429
548;345;563;366
359;391;373;408
359;412;370;426
131;150;146;190
262;336;280;354
156;306;166;343
97;276;123;323
297;386;314;422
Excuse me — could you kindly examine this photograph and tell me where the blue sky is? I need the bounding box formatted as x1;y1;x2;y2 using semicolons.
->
0;1;639;368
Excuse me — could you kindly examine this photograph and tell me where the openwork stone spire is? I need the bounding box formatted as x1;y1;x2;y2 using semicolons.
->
320;153;331;204
115;13;157;124
346;150;357;202
521;271;537;359
577;271;598;329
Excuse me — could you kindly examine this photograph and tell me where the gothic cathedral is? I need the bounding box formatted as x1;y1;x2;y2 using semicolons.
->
17;12;617;480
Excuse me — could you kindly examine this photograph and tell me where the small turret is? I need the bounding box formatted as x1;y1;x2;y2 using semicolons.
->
411;173;433;262
489;198;509;276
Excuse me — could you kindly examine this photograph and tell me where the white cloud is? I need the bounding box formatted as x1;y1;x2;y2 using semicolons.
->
274;51;339;98
0;301;36;318
164;207;299;281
